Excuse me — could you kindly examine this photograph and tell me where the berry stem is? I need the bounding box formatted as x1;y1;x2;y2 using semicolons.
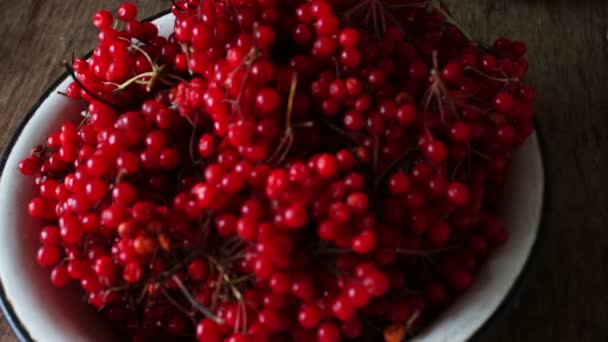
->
267;72;298;165
161;287;196;322
465;66;520;84
172;275;224;323
64;63;117;107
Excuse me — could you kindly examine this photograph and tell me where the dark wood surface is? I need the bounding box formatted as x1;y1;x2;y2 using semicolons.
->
1;0;607;341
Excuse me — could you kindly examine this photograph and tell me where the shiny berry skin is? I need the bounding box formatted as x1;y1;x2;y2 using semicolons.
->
93;256;116;277
123;262;142;283
450;122;471;142
447;182;470;205
284;203;308;229
332;296;355;321
312;36;338;59
19;157;40;175
93;10;113;28
396;104;417;125
352;230;377;254
389;172;411;194
316;15;339;36
362;271;389;297
346;283;370;307
112;182;137;206
117;2;137;21
494;92;513;113
424;140;448;163
50;265;70;287
481;54;497;71
317;322;340;342
256;25;276;48
37;245;61;267
196;318;221;342
298;303;322;328
339;28;359;48
441;62;464;84
184;257;207;279
255;88;281;115
28;198;47;218
341;49;360;68
316;154;339;178
310;1;332;18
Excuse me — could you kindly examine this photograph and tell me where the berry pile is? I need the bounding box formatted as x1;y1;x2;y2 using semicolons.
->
18;1;535;341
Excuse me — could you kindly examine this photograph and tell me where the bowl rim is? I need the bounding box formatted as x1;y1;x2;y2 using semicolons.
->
468;122;548;342
0;9;549;342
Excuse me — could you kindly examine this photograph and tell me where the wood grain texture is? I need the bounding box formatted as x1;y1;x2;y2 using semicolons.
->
1;0;607;341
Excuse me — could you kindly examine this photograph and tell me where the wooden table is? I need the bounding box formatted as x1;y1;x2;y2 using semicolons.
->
1;0;606;341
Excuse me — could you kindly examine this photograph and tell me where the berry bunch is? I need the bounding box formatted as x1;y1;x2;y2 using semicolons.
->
19;1;535;341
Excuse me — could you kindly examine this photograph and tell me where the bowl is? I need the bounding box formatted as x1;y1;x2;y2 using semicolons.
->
0;10;547;342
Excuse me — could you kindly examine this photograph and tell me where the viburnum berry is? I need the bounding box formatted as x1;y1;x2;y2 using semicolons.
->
18;2;536;340
339;28;359;48
424;140;448;163
50;265;71;287
255;88;281;116
117;2;137;21
317;322;341;342
36;245;61;267
19;156;40;175
494;92;514;113
93;10;113;28
188;259;209;280
196;319;221;342
298;303;322;329
441;62;464;84
447;182;470;205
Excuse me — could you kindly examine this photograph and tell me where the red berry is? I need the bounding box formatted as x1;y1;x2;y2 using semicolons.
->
424;140;448;163
310;1;332;18
396;104;417;125
298;304;321;329
36;245;61;267
270;272;292;294
317;154;339;178
123;262;142;283
339;28;359;48
188;259;209;281
316;15;339;36
117;2;137;21
447;182;470;205
450;122;471;142
255;88;281;116
332;296;355;321
389;172;411;194
494;92;513;113
346;283;370;307
284;203;308;229
256;25;276;48
352;230;377;254
50;265;70;287
317;322;340;342
93;10;113;28
441;62;464;84
196;319;221;342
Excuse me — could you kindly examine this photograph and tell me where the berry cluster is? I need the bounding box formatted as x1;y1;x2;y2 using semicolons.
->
19;1;535;341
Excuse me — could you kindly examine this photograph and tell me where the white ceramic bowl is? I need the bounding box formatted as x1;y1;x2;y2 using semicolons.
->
0;11;546;342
